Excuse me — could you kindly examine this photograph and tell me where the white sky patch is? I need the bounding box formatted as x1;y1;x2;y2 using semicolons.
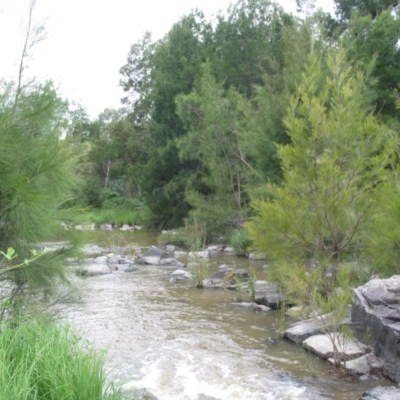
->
0;0;334;118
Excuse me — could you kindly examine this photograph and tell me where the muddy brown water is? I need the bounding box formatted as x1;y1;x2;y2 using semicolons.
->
55;230;391;400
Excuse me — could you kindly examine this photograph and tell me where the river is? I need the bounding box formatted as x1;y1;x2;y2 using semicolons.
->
55;230;390;400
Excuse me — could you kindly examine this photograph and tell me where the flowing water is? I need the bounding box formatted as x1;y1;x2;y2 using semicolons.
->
56;230;390;400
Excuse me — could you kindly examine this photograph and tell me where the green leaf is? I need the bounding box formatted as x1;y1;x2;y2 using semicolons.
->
7;247;15;258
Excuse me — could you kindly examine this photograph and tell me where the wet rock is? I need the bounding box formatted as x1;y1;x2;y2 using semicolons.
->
107;254;120;264
100;223;113;231
284;314;351;344
218;264;232;271
75;224;96;231
165;244;177;251
170;269;192;281
248;252;266;261
231;302;256;309
206;245;224;254
254;280;285;310
123;266;138;273
77;263;112;276
360;385;400;400
253;304;272;312
114;262;135;272
188;250;210;259
328;354;383;375
202;269;249;289
352;276;400;383
94;256;109;264
232;302;271;312
119;224;134;231
302;333;369;360
285;315;333;344
174;250;188;257
140;246;183;267
223;246;236;254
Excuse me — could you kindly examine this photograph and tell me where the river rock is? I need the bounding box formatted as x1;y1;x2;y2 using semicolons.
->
77;263;112;276
302;333;369;360
254;280;285;309
352;276;400;383
120;224;134;231
248;252;266;261
174;250;188;257
223;246;236;254
188;250;210;258
140;246;184;267
165;244;177;251
94;255;109;264
328;353;383;375
81;244;108;255
170;269;192;280
285;315;334;344
202;269;249;289
75;224;96;231
231;303;271;312
207;245;224;254
360;385;400;400
100;223;113;230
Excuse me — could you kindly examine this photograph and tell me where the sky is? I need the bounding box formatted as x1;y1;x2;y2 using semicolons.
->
0;0;333;119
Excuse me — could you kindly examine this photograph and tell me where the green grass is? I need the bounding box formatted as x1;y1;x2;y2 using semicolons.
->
0;318;121;400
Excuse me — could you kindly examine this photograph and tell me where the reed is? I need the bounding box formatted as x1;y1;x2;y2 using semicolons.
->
0;318;121;400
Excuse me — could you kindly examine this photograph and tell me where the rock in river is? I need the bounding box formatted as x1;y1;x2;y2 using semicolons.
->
352;276;400;383
139;246;185;268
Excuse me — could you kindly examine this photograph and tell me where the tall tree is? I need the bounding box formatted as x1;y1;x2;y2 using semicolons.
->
342;8;400;121
120;12;211;227
247;47;395;269
334;0;399;21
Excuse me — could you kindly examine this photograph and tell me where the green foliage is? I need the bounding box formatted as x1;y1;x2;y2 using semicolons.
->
0;317;121;400
343;8;400;120
189;258;210;289
184;217;206;251
247;47;396;266
366;174;400;276
0;78;84;300
228;229;252;255
334;0;398;21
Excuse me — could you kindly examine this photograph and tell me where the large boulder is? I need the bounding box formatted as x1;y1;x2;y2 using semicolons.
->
352;276;400;383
